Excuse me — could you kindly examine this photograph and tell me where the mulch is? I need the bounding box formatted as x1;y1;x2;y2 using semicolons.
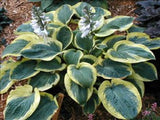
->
0;0;158;120
0;0;33;119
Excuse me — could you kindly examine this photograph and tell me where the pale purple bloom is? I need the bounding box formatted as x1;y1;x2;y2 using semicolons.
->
30;7;51;39
88;114;94;120
142;110;151;117
151;102;157;111
79;6;102;38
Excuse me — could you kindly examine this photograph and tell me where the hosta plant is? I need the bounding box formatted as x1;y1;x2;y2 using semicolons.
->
1;2;160;120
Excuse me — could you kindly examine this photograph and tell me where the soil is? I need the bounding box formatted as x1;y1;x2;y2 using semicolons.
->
107;0;139;17
0;0;160;120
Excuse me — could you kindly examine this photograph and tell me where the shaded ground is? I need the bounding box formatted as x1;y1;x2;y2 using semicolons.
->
0;0;159;120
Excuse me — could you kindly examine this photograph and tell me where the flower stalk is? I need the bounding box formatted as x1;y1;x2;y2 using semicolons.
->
79;6;102;38
30;6;51;42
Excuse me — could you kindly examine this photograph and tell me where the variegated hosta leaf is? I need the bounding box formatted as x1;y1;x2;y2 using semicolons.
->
45;11;55;21
64;74;93;105
67;62;97;88
96;58;132;79
4;85;40;120
28;72;60;91
56;26;73;49
21;40;62;61
80;55;97;65
90;47;103;57
128;25;145;33
0;70;15;94
88;0;108;9
27;92;58;120
55;4;73;24
74;32;94;52
127;32;160;50
125;77;145;97
98;79;142;119
47;23;62;29
2;39;29;58
47;23;61;37
96;43;108;51
15;23;34;34
2;33;41;58
94;7;111;18
83;89;100;114
73;2;93;17
36;57;66;72
131;62;158;81
73;2;111;18
63;49;83;65
10;59;40;81
0;60;16;94
101;35;126;50
95;16;134;37
107;40;155;63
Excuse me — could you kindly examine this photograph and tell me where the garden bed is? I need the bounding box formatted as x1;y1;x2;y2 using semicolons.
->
0;0;160;120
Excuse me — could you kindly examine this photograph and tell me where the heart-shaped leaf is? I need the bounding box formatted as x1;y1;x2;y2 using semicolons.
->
55;4;73;24
56;26;73;49
74;32;94;52
67;62;97;88
64;74;93;105
63;49;83;65
98;79;142;119
4;85;40;120
73;2;93;17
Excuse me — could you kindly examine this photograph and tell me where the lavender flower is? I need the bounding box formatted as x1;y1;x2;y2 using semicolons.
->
151;102;157;111
142;110;151;117
30;6;51;39
79;6;102;38
88;114;94;120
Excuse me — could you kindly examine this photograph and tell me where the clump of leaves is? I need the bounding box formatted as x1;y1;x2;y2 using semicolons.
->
135;0;160;38
0;8;12;33
28;0;108;12
1;2;160;120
